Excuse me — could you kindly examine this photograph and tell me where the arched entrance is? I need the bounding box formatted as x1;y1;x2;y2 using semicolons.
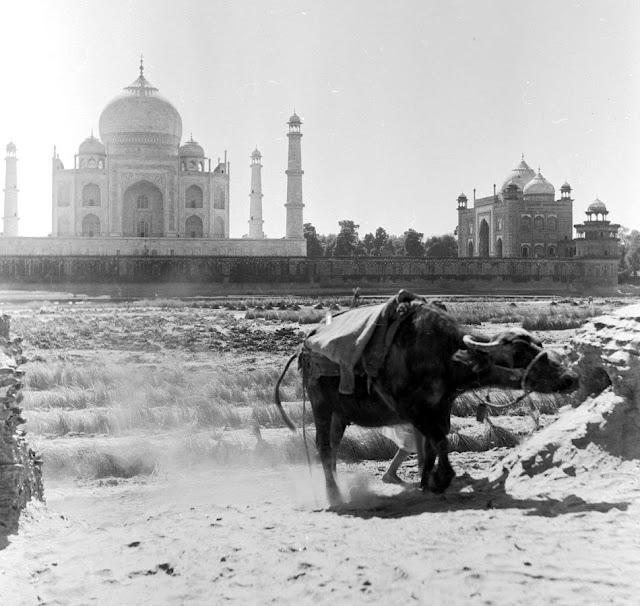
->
122;181;164;237
82;214;100;237
185;215;203;238
478;219;490;257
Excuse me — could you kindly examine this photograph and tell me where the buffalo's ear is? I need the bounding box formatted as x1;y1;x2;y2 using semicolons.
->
451;349;488;374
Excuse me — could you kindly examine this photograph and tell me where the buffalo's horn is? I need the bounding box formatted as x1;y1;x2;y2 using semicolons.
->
463;334;501;352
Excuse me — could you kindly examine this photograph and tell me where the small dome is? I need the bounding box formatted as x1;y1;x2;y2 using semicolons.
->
79;134;105;155
560;181;571;192
179;137;204;157
523;170;555;196
288;112;301;124
6;141;16;154
587;198;608;214
251;147;262;159
501;158;536;192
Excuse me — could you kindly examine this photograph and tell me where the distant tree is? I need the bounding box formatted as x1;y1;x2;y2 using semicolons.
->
372;227;389;257
303;222;324;257
323;234;337;257
332;220;360;257
381;234;404;256
362;232;375;256
425;233;459;258
403;229;425;257
620;228;640;276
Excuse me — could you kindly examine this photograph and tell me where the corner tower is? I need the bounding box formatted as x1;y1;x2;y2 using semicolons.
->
285;112;304;239
3;142;18;237
248;148;265;239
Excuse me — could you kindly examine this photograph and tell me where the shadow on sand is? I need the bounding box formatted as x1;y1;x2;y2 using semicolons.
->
329;473;629;520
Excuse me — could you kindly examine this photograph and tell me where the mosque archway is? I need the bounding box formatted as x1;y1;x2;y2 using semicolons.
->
122;181;164;237
82;214;100;237
185;215;203;238
478;219;490;257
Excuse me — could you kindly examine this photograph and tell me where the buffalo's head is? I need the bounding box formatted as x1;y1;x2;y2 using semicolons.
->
460;328;579;394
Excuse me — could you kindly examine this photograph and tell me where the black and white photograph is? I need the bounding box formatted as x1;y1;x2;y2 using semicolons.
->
0;1;639;604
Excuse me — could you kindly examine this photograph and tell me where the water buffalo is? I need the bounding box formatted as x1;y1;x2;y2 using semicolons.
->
275;300;578;505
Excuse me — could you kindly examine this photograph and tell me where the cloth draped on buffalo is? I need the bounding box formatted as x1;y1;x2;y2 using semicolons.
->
304;290;424;394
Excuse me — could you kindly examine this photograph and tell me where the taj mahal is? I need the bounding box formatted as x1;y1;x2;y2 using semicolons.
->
2;60;306;257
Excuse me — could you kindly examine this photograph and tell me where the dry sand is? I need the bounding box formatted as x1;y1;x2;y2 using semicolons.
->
2;454;639;605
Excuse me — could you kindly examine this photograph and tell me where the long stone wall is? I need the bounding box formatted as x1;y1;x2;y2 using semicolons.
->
0;255;619;295
0;236;306;257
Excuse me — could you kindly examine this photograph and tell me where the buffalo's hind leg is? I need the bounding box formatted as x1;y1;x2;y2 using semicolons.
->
428;436;454;493
308;383;343;506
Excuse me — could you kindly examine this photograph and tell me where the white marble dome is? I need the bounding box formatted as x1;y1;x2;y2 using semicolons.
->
99;69;182;147
179;137;204;157
78;134;105;155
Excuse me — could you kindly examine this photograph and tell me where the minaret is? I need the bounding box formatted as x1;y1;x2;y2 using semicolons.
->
3;142;19;237
248;148;265;239
285;112;304;239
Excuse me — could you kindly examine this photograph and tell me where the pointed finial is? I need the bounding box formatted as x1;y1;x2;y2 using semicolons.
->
521;152;524;161
90;128;94;139
139;54;144;77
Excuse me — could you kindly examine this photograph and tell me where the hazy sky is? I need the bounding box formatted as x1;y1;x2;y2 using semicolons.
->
1;0;639;238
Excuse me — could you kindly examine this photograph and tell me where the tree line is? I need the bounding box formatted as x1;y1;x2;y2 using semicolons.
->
303;220;458;258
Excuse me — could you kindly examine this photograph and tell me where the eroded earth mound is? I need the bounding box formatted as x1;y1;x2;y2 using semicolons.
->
488;303;640;500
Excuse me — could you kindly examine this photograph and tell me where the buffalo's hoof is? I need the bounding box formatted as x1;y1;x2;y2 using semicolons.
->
429;467;455;494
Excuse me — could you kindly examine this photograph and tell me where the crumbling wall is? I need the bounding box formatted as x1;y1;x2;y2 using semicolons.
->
0;315;43;537
488;303;640;494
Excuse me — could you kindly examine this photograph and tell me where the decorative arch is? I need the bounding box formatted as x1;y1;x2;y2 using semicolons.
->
478;219;490;257
185;215;203;238
534;215;545;231
547;216;558;231
82;214;100;237
136;218;150;238
534;244;544;258
521;245;530;258
123;181;164;237
548;245;557;257
521;215;531;232
185;185;203;209
495;238;503;258
213;216;225;238
82;183;101;207
467;240;474;257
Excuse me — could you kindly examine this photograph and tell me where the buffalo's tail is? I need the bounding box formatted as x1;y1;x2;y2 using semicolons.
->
274;352;298;431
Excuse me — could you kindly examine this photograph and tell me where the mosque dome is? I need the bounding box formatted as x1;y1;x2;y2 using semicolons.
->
288;112;301;125
6;141;16;154
179;137;204;157
79;134;105;155
251;147;262;159
523;170;555;196
501;158;536;192
99;62;182;147
587;198;608;214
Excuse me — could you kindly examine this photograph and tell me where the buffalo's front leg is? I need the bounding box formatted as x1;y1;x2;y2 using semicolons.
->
428;436;454;493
